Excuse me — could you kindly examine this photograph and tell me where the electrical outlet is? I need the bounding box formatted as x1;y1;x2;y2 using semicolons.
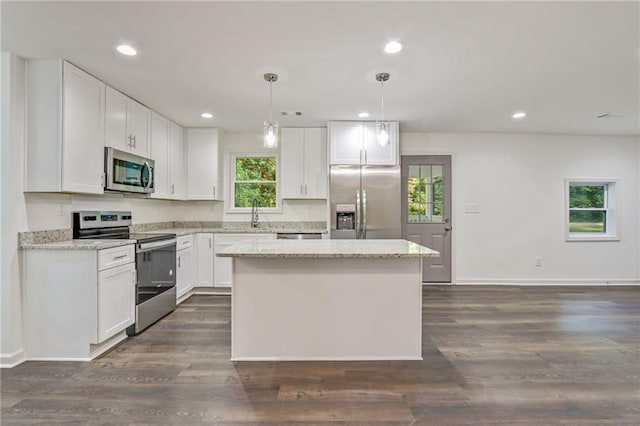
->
535;257;543;267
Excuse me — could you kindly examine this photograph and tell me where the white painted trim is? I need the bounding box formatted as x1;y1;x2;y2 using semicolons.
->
564;177;621;241
231;356;423;361
0;349;26;368
454;278;639;286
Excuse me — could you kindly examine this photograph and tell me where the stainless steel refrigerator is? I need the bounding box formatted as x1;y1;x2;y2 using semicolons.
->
329;165;401;239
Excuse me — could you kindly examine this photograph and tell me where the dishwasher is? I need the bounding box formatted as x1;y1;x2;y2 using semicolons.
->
276;233;323;240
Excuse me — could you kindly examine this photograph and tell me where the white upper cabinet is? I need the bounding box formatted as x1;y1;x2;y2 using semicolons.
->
328;121;399;165
186;128;222;200
281;127;327;199
105;86;150;157
362;121;398;165
169;122;186;200
25;60;105;194
151;116;186;200
328;122;362;165
149;112;171;199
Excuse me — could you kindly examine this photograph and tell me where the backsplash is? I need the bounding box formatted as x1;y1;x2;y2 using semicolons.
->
19;221;327;246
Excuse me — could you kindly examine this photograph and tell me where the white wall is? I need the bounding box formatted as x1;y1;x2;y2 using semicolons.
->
402;132;640;284
1;53;28;366
23;193;180;231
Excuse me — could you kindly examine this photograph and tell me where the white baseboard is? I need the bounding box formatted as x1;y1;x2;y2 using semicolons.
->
231;355;423;361
0;349;26;368
453;278;639;286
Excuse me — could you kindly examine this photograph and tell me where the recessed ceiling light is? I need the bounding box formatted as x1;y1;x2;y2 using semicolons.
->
384;41;403;54
201;112;213;119
358;112;370;118
116;45;137;56
512;111;527;120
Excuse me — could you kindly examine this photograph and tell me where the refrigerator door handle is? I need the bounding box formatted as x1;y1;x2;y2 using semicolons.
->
362;189;367;239
356;190;361;239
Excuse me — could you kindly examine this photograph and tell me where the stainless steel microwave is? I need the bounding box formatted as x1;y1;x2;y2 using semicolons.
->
104;147;155;194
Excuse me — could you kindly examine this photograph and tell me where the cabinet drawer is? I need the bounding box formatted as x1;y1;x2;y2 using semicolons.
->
98;245;135;271
177;235;194;250
214;233;276;245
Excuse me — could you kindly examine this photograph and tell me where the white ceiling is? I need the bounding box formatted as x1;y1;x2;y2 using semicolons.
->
2;1;639;136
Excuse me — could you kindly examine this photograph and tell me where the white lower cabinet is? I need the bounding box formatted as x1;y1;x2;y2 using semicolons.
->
176;235;195;302
213;233;275;288
97;262;136;342
196;233;214;287
23;245;136;360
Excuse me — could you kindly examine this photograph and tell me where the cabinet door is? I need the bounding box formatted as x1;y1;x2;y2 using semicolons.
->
214;243;233;288
127;99;150;157
187;128;221;200
196;233;214;287
303;128;327;198
329;122;362;165
362;121;398;165
280;128;305;198
61;62;105;194
176;247;194;300
169;122;186;200
104;86;129;151
97;262;135;342
150;113;171;199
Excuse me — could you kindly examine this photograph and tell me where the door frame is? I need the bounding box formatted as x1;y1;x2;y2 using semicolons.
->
401;152;456;285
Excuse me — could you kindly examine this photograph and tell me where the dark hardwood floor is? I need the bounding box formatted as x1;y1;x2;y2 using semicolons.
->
2;286;639;425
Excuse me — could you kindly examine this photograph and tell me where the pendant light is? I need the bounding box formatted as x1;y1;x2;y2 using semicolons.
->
375;72;390;147
263;73;279;148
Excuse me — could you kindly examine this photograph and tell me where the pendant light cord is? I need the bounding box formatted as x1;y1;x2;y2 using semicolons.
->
269;80;273;123
380;79;384;123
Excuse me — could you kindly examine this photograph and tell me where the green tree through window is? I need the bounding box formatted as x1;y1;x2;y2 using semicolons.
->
568;185;606;233
234;156;277;208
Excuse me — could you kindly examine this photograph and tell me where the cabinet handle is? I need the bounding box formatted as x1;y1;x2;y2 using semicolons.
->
101;173;105;186
213;186;216;198
209;238;212;249
178;256;181;267
112;254;128;261
171;183;175;194
364;150;367;164
132;270;136;285
127;135;132;148
305;184;308;195
132;135;137;148
300;185;303;195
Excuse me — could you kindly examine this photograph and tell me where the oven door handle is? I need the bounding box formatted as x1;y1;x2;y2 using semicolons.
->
137;239;177;252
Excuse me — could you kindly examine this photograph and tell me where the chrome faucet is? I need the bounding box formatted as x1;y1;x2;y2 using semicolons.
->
251;198;259;228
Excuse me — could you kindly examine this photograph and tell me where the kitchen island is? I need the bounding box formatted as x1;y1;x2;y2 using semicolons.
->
217;239;439;361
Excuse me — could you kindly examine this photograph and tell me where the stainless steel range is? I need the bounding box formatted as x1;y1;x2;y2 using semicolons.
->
73;211;176;335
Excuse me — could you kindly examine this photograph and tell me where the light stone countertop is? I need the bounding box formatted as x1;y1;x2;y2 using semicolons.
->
142;226;327;237
20;239;137;250
216;239;439;258
18;221;327;249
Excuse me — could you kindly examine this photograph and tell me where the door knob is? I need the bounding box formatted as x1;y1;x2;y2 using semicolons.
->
444;226;452;231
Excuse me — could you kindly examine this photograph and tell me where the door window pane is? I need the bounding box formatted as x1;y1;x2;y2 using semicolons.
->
407;164;445;224
431;165;443;183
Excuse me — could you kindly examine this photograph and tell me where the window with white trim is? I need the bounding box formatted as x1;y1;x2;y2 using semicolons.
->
565;179;619;241
230;154;278;210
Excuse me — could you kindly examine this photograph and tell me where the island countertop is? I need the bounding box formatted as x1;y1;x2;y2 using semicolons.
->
216;239;439;258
